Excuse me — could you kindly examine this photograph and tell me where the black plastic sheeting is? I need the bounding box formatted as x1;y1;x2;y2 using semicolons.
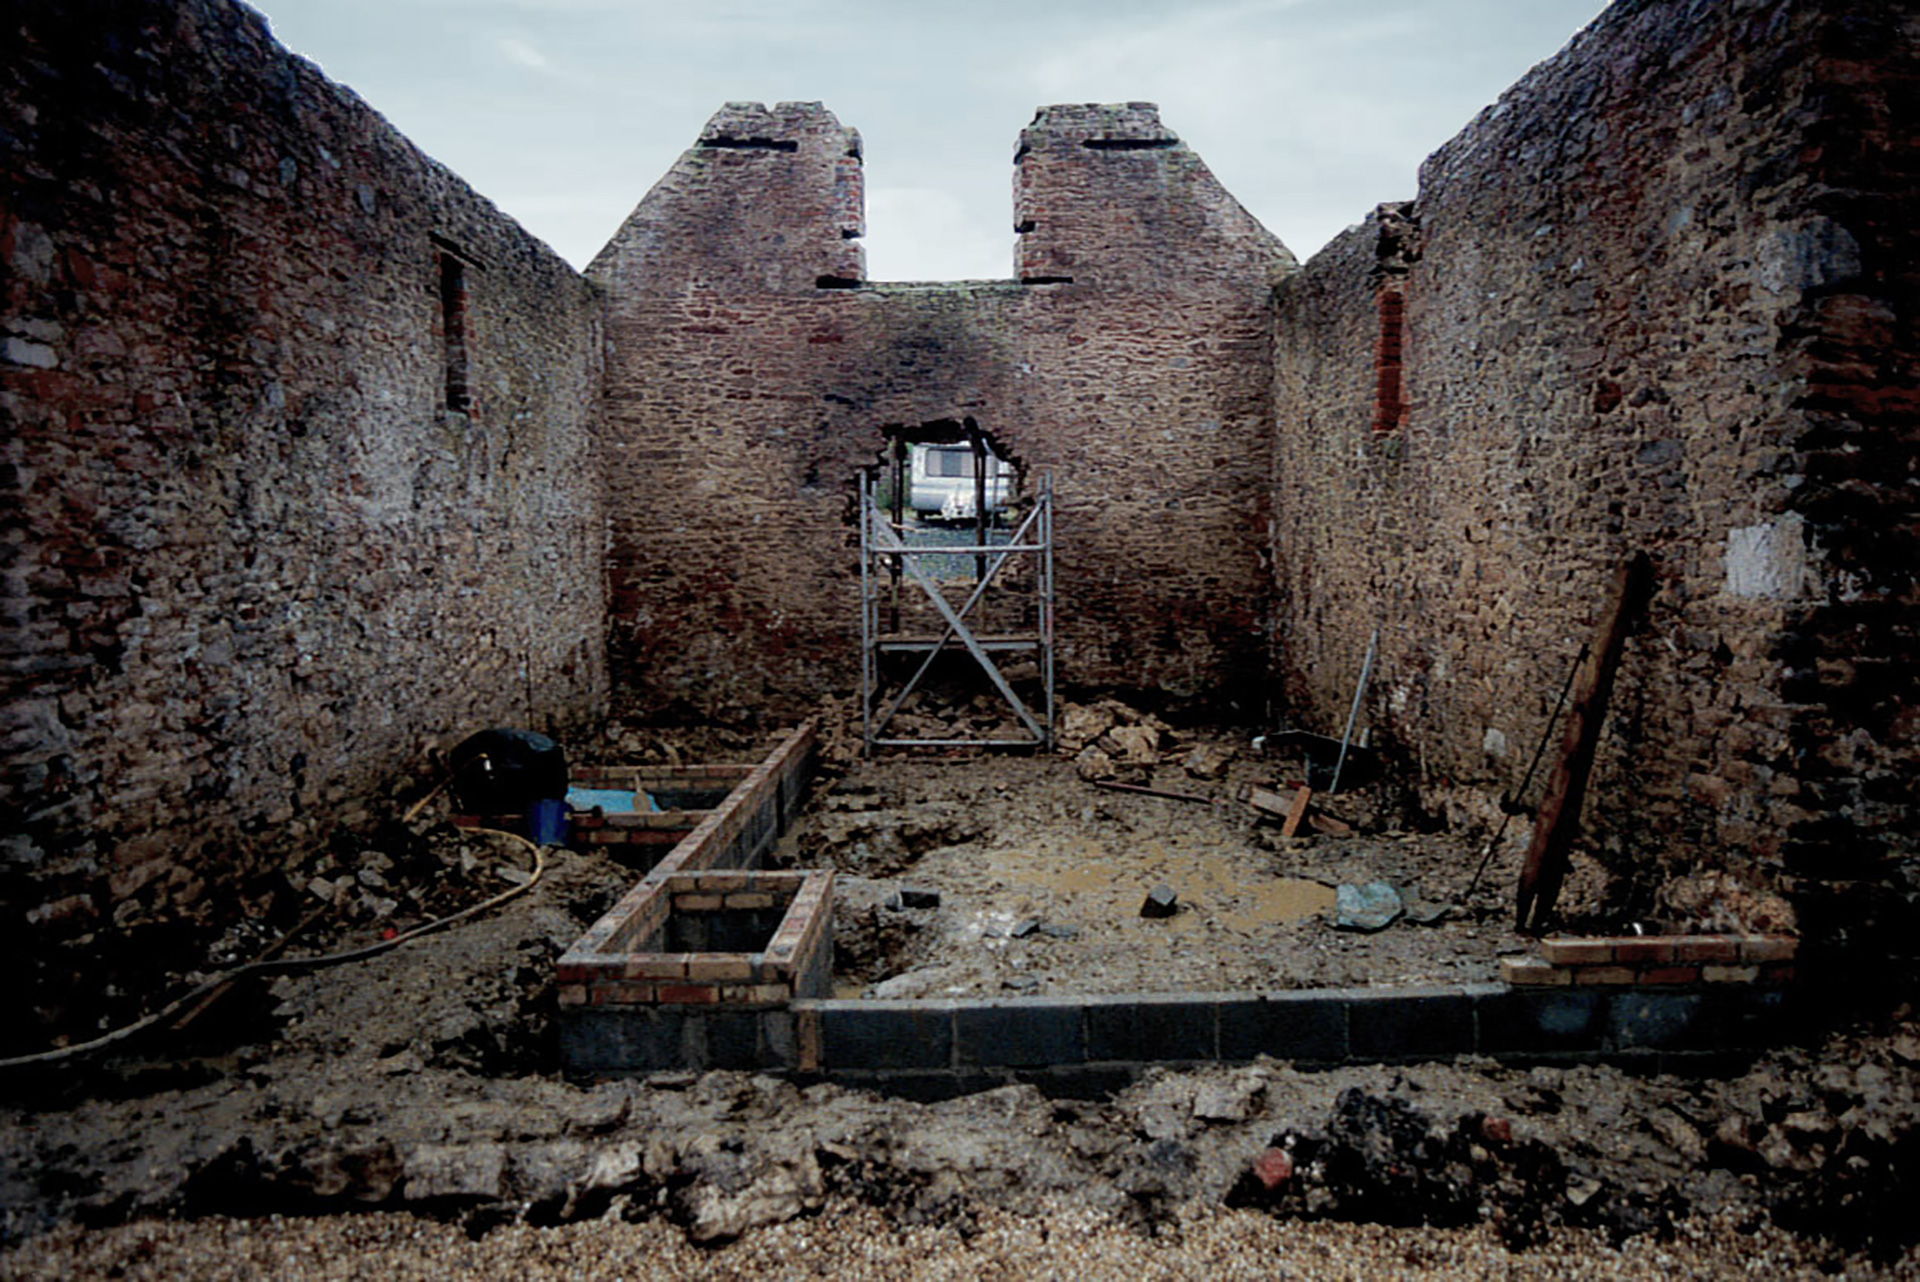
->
447;727;568;814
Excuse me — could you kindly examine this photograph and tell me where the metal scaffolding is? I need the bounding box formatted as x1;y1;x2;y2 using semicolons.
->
859;467;1055;752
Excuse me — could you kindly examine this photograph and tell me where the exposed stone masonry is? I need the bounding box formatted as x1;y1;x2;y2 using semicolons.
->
1269;0;1917;987
0;0;1914;1021
593;101;1293;720
1;0;607;990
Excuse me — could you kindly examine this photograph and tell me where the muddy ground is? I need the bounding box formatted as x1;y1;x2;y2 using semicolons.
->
803;749;1514;999
2;719;1919;1273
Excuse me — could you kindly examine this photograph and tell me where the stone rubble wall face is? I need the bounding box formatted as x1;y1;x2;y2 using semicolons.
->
0;0;608;924
594;103;1290;720
1271;0;1916;958
1773;2;1920;968
4;0;1913;989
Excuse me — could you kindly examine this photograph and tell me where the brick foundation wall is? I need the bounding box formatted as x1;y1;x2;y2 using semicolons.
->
1;2;606;950
593;102;1293;721
1270;0;1917;984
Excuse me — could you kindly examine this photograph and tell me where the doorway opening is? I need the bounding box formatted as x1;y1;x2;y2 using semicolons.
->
859;421;1054;752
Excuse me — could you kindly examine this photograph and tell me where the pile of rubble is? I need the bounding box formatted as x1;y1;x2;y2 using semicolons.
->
1058;699;1234;783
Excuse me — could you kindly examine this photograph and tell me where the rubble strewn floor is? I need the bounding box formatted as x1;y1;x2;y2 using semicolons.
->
802;749;1510;998
0;1200;1894;1279
3;722;1918;1272
2;804;1918;1271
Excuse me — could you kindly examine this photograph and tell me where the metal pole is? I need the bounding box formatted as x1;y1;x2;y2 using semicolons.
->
871;501;1045;737
889;437;905;634
1462;641;1589;901
972;430;988;584
859;470;874;755
1329;626;1379;794
1042;471;1055;751
870;514;1046;743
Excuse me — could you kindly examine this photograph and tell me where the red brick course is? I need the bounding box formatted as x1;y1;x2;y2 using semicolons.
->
556;727;830;1013
1506;934;1798;989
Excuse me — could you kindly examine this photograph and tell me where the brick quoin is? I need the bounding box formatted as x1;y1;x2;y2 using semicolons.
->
1371;281;1407;435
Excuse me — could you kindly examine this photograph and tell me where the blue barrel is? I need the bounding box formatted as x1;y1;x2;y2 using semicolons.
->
527;797;569;847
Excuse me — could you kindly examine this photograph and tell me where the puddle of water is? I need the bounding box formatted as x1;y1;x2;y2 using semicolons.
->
971;839;1335;931
1214;877;1337;931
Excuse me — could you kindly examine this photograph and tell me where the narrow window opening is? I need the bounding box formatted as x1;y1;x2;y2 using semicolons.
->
815;275;863;290
698;136;800;152
1083;137;1178;151
439;253;472;415
1020;275;1074;286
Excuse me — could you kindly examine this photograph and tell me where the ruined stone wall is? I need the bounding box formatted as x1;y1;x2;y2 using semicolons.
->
1774;1;1920;980
1271;0;1916;974
595;102;1291;721
1;0;607;951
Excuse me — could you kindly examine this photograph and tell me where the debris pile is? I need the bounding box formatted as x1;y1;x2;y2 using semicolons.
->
1229;1087;1577;1250
1057;699;1239;786
279;825;539;945
873;683;1039;746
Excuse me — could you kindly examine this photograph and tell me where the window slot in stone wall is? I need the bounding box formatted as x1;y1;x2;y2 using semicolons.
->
438;251;472;414
698;136;799;152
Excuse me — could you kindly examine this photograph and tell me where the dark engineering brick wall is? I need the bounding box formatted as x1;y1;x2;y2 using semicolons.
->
592;101;1294;721
0;0;607;995
1271;0;1917;989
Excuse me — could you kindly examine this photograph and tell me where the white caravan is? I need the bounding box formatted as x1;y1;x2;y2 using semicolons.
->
908;443;1016;522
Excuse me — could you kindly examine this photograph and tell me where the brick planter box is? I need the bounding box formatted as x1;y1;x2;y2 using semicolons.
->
450;766;749;863
453;722;815;874
558;869;834;1074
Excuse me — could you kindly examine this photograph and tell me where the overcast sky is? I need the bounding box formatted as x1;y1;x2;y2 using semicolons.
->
257;0;1611;280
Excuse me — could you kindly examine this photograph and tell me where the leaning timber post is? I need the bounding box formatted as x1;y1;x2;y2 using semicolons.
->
1515;551;1655;933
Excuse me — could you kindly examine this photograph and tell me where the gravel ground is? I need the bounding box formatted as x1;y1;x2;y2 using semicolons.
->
4;1200;1905;1280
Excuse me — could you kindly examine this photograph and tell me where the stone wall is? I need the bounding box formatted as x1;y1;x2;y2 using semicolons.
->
593;102;1292;721
1271;0;1916;979
1;0;607;968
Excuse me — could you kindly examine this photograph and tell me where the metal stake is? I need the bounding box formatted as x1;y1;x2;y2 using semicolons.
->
1329;626;1379;795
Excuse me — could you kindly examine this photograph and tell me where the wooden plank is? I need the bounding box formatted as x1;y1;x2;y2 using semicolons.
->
172;905;328;1031
1281;785;1312;838
1307;811;1353;837
1516;552;1654;932
1244;784;1294;819
1092;780;1221;806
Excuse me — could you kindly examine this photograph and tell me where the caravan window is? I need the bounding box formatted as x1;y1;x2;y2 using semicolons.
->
927;448;975;478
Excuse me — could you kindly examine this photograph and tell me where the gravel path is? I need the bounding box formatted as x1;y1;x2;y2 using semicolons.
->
4;1201;1899;1280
